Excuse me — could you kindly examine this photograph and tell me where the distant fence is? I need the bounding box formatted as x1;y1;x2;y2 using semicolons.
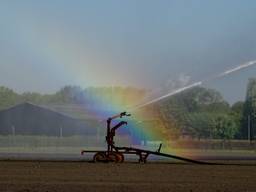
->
165;139;256;150
0;135;131;151
0;135;255;153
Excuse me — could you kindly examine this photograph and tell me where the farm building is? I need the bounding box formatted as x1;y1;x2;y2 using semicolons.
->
0;102;99;136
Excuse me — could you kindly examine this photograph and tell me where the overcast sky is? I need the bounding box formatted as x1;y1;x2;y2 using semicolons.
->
0;0;256;103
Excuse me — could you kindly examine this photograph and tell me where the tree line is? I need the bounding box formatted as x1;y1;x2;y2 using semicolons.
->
0;86;146;110
0;78;255;140
154;78;256;140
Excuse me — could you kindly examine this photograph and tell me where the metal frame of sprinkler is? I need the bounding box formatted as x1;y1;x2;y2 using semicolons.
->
81;112;207;164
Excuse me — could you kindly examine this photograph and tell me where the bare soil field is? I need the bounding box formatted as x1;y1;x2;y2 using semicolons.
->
0;161;255;192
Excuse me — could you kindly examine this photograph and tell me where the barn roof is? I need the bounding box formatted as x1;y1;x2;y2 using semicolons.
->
40;103;99;121
0;102;101;136
0;102;78;120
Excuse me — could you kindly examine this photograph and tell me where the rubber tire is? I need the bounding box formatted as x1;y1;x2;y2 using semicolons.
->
107;152;124;163
116;153;124;163
108;152;119;163
93;152;107;162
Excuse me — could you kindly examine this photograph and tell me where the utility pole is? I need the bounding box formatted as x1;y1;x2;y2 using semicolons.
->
253;110;256;140
248;115;251;142
11;125;15;136
97;126;100;145
60;126;63;138
11;125;16;146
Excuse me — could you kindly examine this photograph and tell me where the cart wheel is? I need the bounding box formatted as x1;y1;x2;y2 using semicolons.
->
108;152;120;163
108;152;124;163
116;153;124;163
93;152;107;162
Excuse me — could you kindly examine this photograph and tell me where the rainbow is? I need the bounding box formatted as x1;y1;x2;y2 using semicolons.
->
81;90;181;154
11;12;195;158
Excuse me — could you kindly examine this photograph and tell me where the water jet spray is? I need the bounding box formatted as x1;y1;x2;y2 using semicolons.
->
131;60;256;110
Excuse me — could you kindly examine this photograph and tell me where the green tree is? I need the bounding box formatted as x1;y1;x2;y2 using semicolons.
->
231;101;244;139
21;92;44;104
159;86;231;138
177;87;227;113
53;86;83;104
242;78;256;139
213;115;239;140
184;113;215;139
0;86;19;110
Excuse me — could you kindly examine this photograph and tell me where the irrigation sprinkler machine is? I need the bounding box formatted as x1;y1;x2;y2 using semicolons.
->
81;112;204;164
81;61;256;163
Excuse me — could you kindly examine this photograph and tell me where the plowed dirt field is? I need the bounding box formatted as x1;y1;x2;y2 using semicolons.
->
0;161;255;192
